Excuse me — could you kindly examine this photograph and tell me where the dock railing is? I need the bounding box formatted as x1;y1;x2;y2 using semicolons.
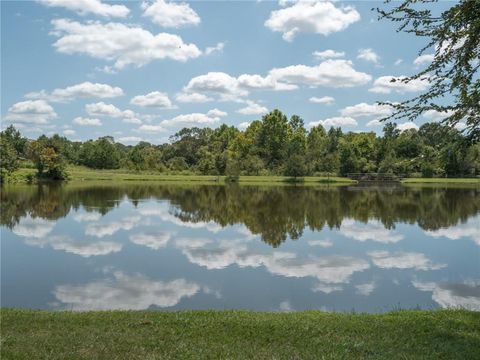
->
347;173;404;182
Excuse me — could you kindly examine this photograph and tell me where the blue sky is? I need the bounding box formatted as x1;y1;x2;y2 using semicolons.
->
1;0;453;144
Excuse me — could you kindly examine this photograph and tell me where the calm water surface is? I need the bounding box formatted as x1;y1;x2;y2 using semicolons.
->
1;183;479;312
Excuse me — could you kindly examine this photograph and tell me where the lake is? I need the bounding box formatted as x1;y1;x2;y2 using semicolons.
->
1;183;479;312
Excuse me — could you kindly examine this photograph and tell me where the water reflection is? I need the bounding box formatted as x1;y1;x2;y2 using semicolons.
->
3;183;479;246
85;216;141;238
425;217;480;246
54;270;202;311
1;183;479;312
129;231;173;250
339;219;404;243
11;216;55;238
368;251;446;271
412;280;480;311
25;235;122;257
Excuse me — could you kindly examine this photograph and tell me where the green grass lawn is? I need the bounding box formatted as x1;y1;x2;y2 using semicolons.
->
11;166;356;184
1;309;479;359
9;167;479;185
401;177;480;184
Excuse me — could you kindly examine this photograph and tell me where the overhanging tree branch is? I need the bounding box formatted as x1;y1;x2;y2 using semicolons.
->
376;0;480;141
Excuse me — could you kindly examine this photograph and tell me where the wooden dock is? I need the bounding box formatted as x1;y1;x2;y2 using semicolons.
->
347;173;403;182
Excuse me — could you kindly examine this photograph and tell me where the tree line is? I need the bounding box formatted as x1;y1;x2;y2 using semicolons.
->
1;109;479;181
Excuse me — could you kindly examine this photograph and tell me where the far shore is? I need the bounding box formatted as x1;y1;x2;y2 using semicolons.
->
5;167;480;185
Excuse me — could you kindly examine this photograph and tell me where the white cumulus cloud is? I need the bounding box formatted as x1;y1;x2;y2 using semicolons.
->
366;119;383;127
422;109;455;121
175;92;213;103
207;108;228;118
73;117;102;126
269;60;372;88
26;82;124;103
340;102;392;118
130;91;173;108
237;74;297;91
63;129;76;136
4;100;57;124
265;1;360;41
369;76;430;94
357;48;379;64
238;121;251;131
313;50;345;60
413;54;434;66
309;116;357;128
397;121;419;132
309;96;335;104
205;42;225;55
85;102;124;117
181;61;369;102
118;136;143;144
38;0;129;17
237;101;268;115
160;111;222;127
142;0;201;28
50;19;201;69
137;124;166;133
86;102;142;124
183;72;248;99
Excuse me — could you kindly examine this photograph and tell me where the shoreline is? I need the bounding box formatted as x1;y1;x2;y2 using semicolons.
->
5;167;480;185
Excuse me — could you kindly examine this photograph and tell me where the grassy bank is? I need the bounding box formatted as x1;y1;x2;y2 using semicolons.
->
8;167;479;185
1;309;479;359
401;177;480;184
11;166;355;184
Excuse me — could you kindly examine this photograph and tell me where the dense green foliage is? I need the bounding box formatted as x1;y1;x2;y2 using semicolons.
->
0;125;67;181
0;126;25;182
2;309;479;359
27;137;67;180
377;0;480;140
0;136;19;182
1;110;479;181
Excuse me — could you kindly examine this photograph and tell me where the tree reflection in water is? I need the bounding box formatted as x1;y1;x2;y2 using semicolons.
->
1;183;479;247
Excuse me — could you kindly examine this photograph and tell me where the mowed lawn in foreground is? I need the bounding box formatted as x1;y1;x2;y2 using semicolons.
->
1;309;479;359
